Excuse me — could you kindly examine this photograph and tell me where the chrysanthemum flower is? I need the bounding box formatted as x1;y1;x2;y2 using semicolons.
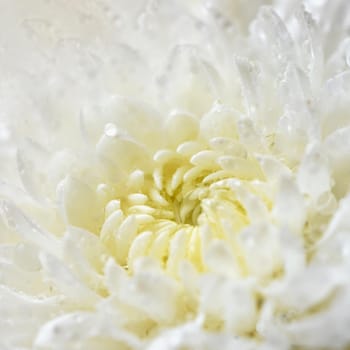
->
1;0;350;349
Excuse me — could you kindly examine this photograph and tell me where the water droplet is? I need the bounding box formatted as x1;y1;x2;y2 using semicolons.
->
104;123;118;137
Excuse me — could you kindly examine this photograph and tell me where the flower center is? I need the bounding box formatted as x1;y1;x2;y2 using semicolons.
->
99;138;267;276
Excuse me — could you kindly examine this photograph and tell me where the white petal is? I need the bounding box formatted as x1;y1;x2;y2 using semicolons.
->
96;133;153;174
119;269;181;323
0;286;63;349
159;45;221;115
165;111;199;147
17;138;49;203
58;176;102;233
203;240;239;277
39;252;101;306
324;125;350;197
0;200;60;256
82;96;163;150
297;143;332;199
200;103;239;140
199;276;257;334
35;311;142;350
272;176;306;234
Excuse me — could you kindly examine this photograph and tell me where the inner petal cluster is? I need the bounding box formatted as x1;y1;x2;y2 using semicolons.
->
98;125;269;278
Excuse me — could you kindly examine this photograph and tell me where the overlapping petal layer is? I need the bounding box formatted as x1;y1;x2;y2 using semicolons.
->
1;1;350;349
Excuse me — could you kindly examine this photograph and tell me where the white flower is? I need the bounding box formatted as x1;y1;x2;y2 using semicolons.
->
1;0;350;349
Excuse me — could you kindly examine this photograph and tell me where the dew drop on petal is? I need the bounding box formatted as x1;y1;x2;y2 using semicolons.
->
104;123;119;137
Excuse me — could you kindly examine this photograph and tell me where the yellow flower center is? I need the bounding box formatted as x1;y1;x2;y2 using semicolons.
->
98;137;268;277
